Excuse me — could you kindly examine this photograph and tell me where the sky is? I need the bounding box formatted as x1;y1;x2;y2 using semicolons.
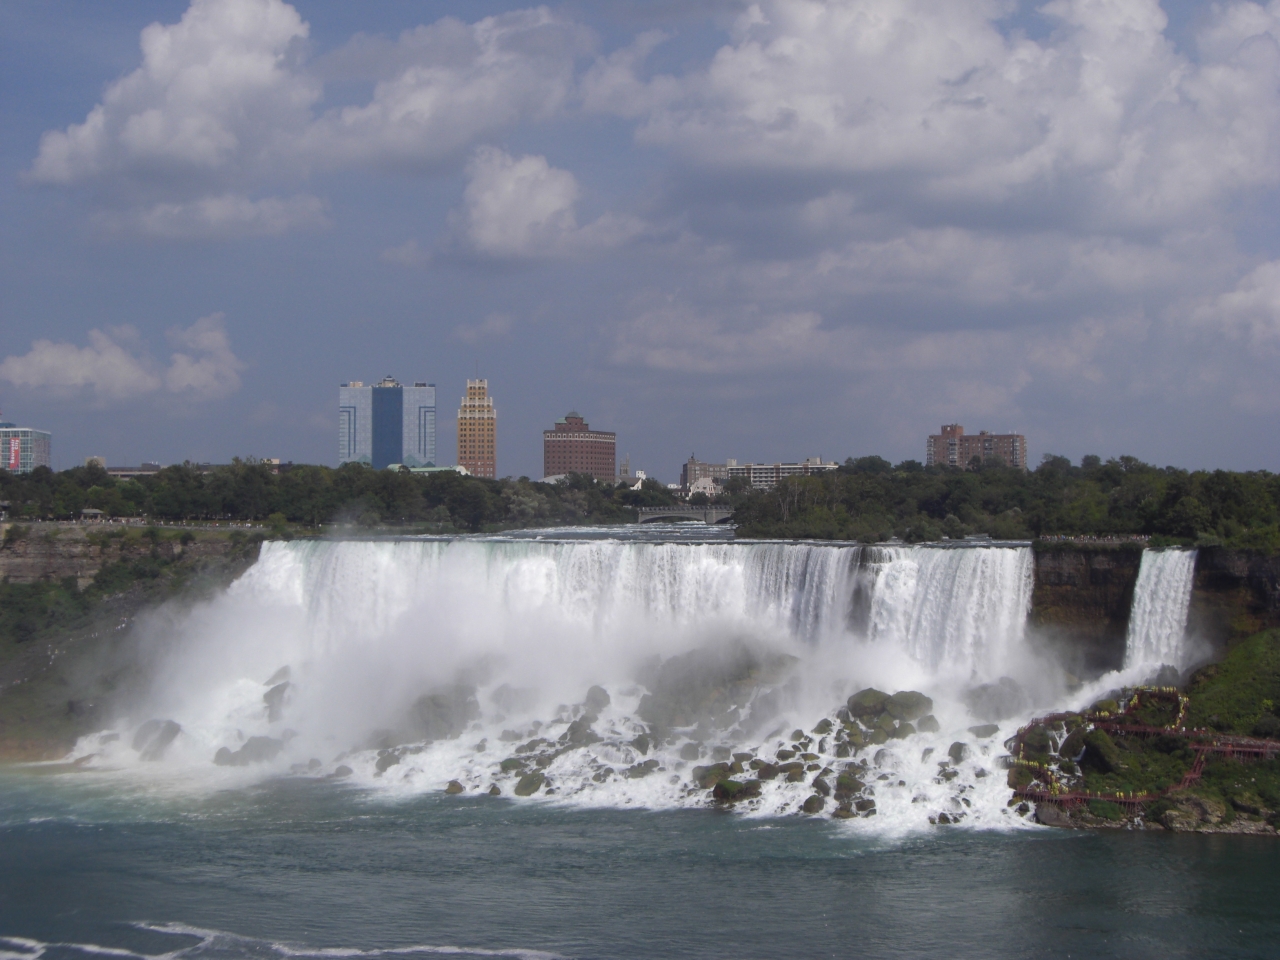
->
3;0;1280;481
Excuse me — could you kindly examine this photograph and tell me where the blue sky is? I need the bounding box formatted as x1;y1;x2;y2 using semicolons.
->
3;0;1280;479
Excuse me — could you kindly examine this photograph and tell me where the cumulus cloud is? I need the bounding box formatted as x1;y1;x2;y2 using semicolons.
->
30;0;316;187
28;0;590;234
0;314;244;402
445;146;642;260
589;0;1280;229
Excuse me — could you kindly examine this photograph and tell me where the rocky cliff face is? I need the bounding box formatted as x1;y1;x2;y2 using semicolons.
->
1029;545;1280;679
0;523;232;589
1189;547;1280;646
1029;546;1143;677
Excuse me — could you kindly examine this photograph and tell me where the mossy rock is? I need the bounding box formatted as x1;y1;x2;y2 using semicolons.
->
514;771;545;796
885;691;933;722
755;762;780;781
847;688;891;718
1081;729;1124;774
1090;699;1120;716
777;760;805;774
1008;765;1034;789
917;715;941;733
869;728;889;745
776;748;796;760
834;774;865;799
712;779;763;803
1021;725;1052;761
832;803;855;819
625;759;660;779
692;762;732;788
1059;728;1087;761
679;742;702;761
444;780;464;795
947;741;970;764
802;794;825;815
889;722;916;740
967;723;999;739
812;718;833;735
499;757;526;773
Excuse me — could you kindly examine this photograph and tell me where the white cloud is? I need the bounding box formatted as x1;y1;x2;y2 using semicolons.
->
447;146;642;260
30;0;316;187
1191;259;1280;346
453;312;515;344
28;0;590;235
164;313;246;397
589;0;1280;229
0;314;245;402
303;10;592;170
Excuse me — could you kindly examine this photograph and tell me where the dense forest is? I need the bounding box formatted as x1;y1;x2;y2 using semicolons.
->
0;461;676;532
1;454;1278;549
729;455;1280;550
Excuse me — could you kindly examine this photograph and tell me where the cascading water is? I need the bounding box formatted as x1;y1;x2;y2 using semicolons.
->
1124;549;1198;672
75;532;1057;830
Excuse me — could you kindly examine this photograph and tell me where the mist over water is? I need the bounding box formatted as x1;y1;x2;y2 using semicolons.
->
66;529;1193;832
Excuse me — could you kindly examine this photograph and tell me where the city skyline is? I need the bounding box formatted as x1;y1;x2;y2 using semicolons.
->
4;2;1280;478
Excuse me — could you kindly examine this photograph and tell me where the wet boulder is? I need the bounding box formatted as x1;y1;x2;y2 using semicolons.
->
514;771;545;796
947;741;970;764
410;686;481;741
583;685;611;714
331;764;353;778
133;720;181;761
625;759;660;779
847;688;890;718
812;718;834;735
561;717;601;747
964;677;1029;722
802;794;825;815
263;682;291;723
917;715;941;733
692;762;733;788
885;691;933;722
630;734;651;755
680;742;703;761
214;736;283;767
712;779;762;803
967;723;1000;739
445;780;465;795
889;722;916;740
755;762;780;781
1058;728;1087;762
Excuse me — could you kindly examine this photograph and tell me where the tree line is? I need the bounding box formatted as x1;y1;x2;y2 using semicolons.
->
2;454;1278;549
727;455;1280;550
0;461;677;532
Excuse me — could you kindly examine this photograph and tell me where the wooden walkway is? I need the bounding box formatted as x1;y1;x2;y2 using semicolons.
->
1009;688;1280;811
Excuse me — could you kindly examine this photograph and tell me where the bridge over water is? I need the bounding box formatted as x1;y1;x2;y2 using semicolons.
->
636;505;735;524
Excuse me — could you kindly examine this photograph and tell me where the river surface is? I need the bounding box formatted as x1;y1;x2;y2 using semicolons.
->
1;771;1277;960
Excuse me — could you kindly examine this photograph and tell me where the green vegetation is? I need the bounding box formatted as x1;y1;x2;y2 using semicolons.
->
0;528;260;646
0;461;676;531
1185;629;1280;736
727;454;1280;547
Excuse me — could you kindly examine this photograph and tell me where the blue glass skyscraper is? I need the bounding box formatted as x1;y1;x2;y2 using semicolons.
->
339;377;435;469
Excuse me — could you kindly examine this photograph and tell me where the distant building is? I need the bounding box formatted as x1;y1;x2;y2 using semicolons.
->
340;376;436;470
543;412;616;482
727;458;838;490
680;456;735;490
458;379;496;478
925;424;1027;470
0;419;51;474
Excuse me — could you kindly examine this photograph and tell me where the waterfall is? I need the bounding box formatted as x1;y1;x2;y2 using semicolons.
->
1125;549;1198;671
80;534;1054;830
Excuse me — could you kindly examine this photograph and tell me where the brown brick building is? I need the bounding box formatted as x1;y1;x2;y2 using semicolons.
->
925;424;1027;470
457;379;496;478
543;413;616;481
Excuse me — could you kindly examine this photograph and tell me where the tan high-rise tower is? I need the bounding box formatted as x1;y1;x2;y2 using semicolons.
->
457;379;496;478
